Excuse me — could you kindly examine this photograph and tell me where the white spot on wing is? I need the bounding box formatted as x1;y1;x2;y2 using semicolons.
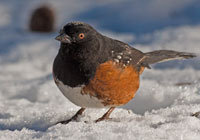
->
117;55;122;59
114;59;120;63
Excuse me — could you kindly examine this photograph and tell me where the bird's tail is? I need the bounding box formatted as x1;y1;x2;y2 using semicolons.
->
140;50;196;68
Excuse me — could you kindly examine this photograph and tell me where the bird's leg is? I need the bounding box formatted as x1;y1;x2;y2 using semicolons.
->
57;108;86;124
95;107;115;123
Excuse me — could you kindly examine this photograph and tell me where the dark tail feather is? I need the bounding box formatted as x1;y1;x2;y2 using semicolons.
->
141;50;196;67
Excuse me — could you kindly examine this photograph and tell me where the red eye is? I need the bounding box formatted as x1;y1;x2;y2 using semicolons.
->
79;33;85;39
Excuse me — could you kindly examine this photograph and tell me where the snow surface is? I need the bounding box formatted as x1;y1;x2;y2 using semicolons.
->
0;0;200;140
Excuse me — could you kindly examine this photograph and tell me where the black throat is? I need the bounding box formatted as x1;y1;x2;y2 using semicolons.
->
53;37;108;87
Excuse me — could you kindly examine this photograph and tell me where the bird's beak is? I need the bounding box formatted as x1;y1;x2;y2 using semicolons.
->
55;34;72;44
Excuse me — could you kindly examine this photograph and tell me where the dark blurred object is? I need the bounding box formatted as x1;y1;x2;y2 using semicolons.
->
29;6;55;32
175;82;192;86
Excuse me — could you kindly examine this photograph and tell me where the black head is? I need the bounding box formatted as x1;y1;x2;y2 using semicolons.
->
55;22;97;45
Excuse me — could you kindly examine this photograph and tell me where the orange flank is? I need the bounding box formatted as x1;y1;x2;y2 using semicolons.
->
139;67;145;75
82;61;140;106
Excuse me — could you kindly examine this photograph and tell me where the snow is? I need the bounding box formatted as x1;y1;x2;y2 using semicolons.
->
0;0;200;140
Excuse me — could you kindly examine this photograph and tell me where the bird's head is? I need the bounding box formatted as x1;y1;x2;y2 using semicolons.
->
55;22;97;45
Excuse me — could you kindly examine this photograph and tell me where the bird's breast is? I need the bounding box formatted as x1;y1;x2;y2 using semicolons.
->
53;55;140;107
54;78;107;108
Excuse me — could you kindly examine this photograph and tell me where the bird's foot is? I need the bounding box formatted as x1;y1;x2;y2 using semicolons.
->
191;111;200;118
95;107;115;123
57;118;74;124
56;114;80;124
95;117;112;123
56;108;85;125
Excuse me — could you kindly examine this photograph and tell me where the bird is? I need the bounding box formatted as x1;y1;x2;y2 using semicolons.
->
53;21;196;124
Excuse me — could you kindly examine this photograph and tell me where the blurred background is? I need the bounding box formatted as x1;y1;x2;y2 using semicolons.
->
0;0;200;133
1;0;200;51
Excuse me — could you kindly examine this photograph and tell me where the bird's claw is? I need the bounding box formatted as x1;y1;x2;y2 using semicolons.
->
191;111;200;117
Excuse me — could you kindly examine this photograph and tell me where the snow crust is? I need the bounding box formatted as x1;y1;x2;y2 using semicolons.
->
0;0;200;140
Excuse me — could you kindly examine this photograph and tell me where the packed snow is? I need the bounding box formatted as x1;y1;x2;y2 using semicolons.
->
0;0;200;140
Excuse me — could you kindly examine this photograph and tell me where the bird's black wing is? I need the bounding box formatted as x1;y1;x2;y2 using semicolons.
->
109;40;149;72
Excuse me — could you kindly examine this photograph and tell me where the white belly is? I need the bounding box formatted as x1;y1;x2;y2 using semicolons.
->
56;79;106;108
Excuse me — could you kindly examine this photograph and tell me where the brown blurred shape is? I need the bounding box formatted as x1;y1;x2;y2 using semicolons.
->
29;6;55;32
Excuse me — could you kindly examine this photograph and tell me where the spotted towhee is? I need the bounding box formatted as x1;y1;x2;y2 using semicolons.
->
53;22;196;124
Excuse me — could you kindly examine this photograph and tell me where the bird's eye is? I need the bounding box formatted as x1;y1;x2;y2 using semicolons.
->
79;33;85;39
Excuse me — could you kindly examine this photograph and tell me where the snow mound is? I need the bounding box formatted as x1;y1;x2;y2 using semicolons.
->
0;0;200;139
